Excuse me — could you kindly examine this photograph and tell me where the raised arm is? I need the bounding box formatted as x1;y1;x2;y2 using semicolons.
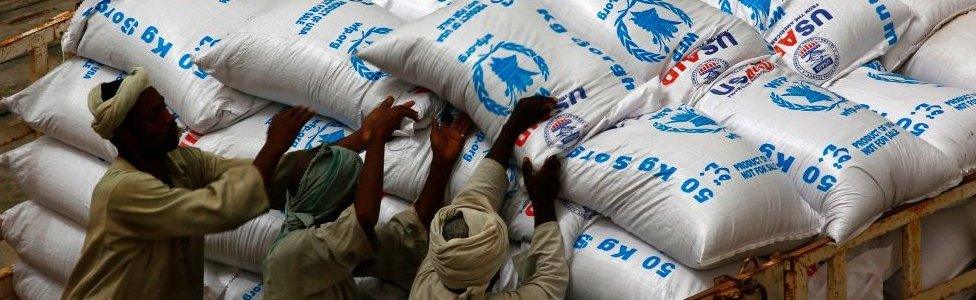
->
253;106;315;188
354;97;420;241
415;113;473;230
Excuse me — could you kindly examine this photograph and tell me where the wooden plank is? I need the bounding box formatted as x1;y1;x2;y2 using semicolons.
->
901;220;923;297
909;269;976;300
826;251;846;300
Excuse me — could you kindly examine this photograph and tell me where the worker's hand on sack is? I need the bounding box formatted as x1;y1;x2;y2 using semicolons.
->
360;97;420;143
503;95;556;134
522;155;561;226
430;112;473;165
266;106;315;151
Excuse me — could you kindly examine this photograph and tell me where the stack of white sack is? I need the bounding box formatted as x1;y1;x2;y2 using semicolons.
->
2;58;122;161
567;218;895;299
0;201;251;299
900;11;976;91
358;0;647;168
549;103;820;268
829;62;976;174
63;0;274;133
195;0;442;134
371;0;452;22
699;0;912;85
881;0;976;69
181;104;354;159
12;262;63;300
381;124;519;202
883;198;976;299
501;193;600;256
691;55;960;242
0;137;278;273
179;103;513;205
536;0;773;85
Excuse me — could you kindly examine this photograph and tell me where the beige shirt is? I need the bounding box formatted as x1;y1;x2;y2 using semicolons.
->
63;147;270;300
409;160;570;300
263;206;429;299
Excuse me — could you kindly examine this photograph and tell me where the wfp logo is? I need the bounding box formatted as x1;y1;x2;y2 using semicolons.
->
691;58;729;87
543;114;586;149
769;81;845;112
472;41;550;116
615;0;693;62
650;106;724;134
793;37;839;81
348;27;392;81
718;0;779;31
866;71;926;85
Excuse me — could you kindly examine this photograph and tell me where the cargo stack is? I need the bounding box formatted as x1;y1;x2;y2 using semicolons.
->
2;0;976;299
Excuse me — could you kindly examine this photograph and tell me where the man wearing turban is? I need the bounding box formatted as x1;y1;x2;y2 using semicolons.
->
262;97;466;298
64;68;314;299
410;96;570;299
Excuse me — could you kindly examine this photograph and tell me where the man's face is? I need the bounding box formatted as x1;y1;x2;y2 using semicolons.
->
127;87;180;153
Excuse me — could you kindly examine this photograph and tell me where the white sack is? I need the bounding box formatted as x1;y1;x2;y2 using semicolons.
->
181;104;353;159
556;104;820;268
1;58;121;161
195;0;442;132
882;0;976;69
538;0;770;83
694;56;960;242
701;0;912;85
568;218;893;300
885;198;976;299
358;0;644;167
900;11;976;91
382;126;519;202
1;201;83;282
0;137;279;273
830;62;976;174
63;0;271;133
373;0;452;21
0;138;107;226
13;262;64;300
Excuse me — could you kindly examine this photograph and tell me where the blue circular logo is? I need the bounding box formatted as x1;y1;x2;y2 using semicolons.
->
614;0;693;62
691;58;729;87
770;81;845;112
348;27;392;81
472;41;550;116
792;37;839;81
650;106;724;134
543;114;586;149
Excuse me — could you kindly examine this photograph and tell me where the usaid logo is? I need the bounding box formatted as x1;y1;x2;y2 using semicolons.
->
769;80;845;112
792;37;839;81
543;114;586;149
614;0;693;62
472;41;551;116
650;106;723;134
348;26;392;81
691;58;729;87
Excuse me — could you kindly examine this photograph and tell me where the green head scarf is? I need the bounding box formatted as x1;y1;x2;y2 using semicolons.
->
87;67;150;139
277;146;363;239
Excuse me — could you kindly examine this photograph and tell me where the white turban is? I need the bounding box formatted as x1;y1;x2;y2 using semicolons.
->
87;67;150;139
428;203;509;296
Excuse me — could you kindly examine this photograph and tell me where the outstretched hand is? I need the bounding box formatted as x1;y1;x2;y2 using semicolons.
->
430;113;473;164
361;97;420;143
505;95;556;134
266;106;315;151
522;155;562;226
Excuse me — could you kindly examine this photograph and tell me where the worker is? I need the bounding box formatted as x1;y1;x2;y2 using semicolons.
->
410;96;570;299
64;68;312;299
261;98;474;298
